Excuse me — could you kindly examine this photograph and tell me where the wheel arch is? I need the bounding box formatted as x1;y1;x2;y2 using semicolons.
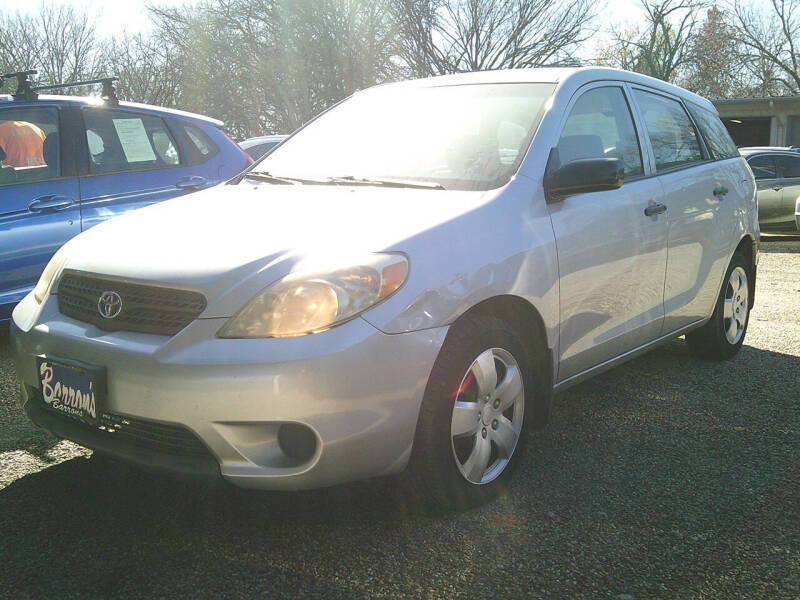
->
734;234;757;308
447;294;554;391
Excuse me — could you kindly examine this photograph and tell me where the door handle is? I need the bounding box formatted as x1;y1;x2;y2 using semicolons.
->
176;176;207;190
772;186;783;192
28;195;74;213
644;202;667;216
713;185;729;198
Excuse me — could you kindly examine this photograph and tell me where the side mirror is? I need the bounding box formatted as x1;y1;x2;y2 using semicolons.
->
544;157;624;202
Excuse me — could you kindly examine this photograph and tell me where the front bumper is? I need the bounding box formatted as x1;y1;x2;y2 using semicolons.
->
11;296;447;490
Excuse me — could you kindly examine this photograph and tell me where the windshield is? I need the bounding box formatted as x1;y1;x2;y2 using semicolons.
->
249;83;555;191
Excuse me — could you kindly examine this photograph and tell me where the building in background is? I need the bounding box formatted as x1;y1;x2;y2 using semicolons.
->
714;96;800;148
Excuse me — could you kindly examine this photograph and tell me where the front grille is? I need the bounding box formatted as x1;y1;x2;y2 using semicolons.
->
24;385;220;478
57;271;206;336
98;412;212;459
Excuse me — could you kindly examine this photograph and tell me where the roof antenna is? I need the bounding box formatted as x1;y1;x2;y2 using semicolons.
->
0;70;38;101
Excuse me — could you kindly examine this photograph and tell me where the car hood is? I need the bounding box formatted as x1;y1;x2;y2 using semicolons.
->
61;182;490;317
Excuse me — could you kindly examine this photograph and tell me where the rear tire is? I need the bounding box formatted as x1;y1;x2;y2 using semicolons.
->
686;249;751;360
404;315;547;511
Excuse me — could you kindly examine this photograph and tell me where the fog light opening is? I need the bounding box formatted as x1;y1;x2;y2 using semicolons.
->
277;423;317;462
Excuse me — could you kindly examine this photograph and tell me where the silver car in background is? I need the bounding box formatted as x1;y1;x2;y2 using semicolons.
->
239;135;288;160
11;68;758;509
741;147;800;233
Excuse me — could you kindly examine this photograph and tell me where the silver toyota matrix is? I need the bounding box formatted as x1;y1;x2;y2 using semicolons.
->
11;68;759;509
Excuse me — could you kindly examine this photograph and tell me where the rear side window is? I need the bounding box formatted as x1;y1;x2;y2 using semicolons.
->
0;106;60;187
687;104;739;160
179;123;219;164
633;90;704;171
82;108;181;174
747;155;777;180
776;154;800;178
557;86;644;178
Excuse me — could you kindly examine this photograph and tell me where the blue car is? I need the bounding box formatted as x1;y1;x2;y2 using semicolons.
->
0;75;251;323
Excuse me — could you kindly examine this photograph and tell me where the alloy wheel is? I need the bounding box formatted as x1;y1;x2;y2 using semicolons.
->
450;347;525;485
724;266;749;345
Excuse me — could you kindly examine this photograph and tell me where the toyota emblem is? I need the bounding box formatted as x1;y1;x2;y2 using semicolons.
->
97;291;123;319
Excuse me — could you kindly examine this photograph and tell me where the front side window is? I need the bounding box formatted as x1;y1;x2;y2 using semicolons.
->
0;106;60;187
747;155;777;180
687;103;739;160
633;90;704;171
82;109;181;174
253;83;555;191
775;154;800;178
557;86;643;178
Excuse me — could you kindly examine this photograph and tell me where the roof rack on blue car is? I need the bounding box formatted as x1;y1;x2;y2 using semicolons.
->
0;69;119;104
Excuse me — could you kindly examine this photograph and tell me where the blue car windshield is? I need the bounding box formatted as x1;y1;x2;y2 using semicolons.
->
250;83;555;191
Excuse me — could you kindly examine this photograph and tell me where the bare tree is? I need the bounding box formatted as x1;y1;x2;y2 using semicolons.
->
728;0;800;94
602;0;708;82
395;0;598;76
683;6;746;98
147;0;401;136
0;4;104;89
106;33;183;106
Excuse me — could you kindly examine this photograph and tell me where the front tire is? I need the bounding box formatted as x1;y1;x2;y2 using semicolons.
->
686;250;751;360
405;315;540;511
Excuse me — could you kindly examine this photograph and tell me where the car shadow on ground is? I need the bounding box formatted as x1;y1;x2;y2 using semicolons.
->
0;336;798;598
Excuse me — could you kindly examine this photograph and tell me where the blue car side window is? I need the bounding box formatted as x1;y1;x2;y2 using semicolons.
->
0;106;61;189
82;108;182;175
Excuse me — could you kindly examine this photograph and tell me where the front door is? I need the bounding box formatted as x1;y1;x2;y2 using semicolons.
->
0;104;80;320
548;84;668;382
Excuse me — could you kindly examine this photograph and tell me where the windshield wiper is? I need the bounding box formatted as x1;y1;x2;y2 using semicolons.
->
242;172;323;185
241;172;446;190
326;175;446;190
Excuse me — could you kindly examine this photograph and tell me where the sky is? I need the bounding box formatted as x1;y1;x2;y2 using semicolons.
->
1;0;644;36
0;0;644;59
0;0;191;34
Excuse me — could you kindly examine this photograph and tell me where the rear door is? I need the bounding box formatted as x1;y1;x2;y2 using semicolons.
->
630;88;729;332
548;83;668;381
77;106;216;231
746;154;782;226
0;104;80;319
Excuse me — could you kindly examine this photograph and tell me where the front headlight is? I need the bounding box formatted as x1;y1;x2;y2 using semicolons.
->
32;248;68;303
218;253;409;338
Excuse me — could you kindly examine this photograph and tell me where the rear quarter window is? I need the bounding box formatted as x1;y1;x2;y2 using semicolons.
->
687;103;739;160
174;122;219;165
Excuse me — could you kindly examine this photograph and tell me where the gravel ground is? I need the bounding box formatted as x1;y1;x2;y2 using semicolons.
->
0;237;798;599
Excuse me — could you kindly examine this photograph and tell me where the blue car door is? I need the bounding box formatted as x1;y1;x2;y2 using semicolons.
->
0;103;81;321
76;106;215;231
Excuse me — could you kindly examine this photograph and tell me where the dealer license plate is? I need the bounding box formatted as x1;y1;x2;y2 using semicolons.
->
36;356;106;426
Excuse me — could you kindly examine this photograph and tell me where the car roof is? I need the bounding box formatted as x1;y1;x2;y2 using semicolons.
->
365;67;718;114
739;146;800;156
0;93;224;126
240;135;288;148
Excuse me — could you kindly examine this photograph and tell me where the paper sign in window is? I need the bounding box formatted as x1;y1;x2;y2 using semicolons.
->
112;118;156;163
